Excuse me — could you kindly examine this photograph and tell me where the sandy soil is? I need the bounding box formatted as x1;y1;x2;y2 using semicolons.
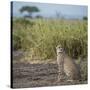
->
12;62;87;88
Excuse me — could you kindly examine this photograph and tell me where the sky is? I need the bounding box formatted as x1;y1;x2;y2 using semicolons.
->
12;1;88;19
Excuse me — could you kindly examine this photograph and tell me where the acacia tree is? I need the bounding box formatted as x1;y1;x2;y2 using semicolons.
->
20;6;39;18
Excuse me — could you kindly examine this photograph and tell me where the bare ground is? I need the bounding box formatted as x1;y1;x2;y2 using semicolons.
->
12;51;87;88
12;62;87;88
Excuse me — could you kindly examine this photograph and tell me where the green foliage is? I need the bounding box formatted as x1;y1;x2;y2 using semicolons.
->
13;18;87;59
20;6;39;17
20;6;39;13
13;18;34;30
13;18;35;50
81;60;88;81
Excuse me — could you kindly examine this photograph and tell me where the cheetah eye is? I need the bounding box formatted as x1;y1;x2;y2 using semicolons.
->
60;48;63;51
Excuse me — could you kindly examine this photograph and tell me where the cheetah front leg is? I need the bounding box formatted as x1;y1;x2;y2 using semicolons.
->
57;61;65;82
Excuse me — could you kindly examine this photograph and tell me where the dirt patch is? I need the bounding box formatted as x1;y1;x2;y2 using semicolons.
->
12;62;87;88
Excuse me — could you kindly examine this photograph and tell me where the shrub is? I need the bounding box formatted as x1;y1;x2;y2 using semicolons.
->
13;18;87;59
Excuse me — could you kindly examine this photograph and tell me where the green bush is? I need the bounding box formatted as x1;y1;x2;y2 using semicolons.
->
80;58;88;81
13;18;87;59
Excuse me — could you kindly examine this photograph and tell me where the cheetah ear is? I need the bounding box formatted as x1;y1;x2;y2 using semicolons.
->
56;45;59;49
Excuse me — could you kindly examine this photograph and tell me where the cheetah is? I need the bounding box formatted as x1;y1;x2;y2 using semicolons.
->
56;45;81;82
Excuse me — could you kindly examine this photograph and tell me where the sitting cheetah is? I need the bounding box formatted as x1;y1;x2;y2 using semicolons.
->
56;45;81;82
